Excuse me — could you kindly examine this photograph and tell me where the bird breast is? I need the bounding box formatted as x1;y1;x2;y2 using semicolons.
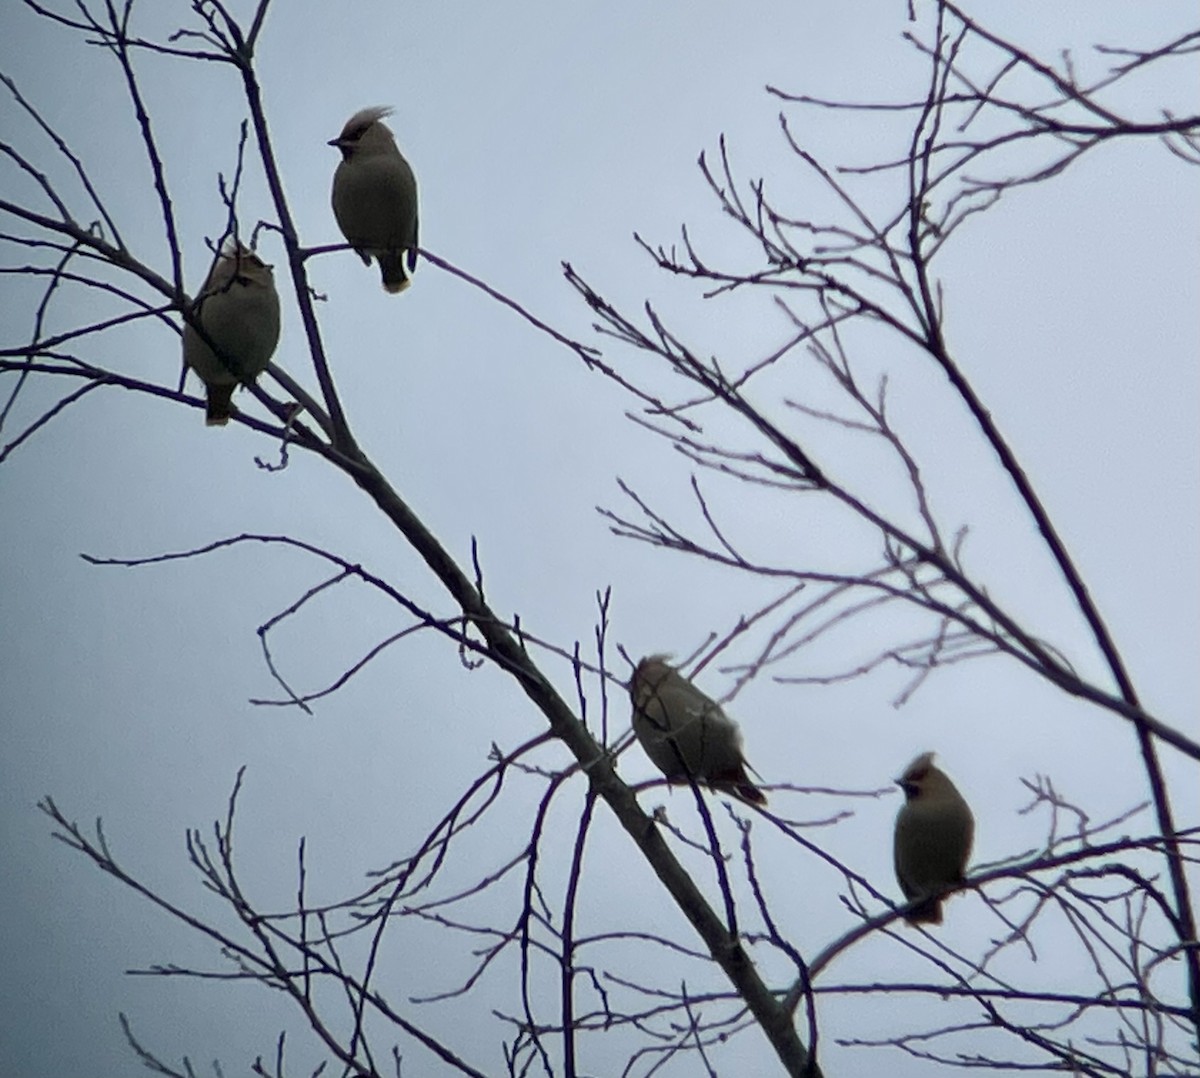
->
894;796;973;894
331;153;418;251
185;281;280;385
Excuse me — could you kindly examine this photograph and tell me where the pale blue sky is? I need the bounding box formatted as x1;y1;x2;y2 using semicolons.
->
1;2;1197;1076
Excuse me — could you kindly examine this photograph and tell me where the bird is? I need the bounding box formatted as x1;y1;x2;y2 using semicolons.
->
182;244;280;426
893;751;974;924
629;655;766;806
329;106;419;293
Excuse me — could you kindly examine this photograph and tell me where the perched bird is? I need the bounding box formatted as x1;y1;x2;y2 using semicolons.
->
182;244;280;426
329;106;419;293
629;655;766;806
893;751;974;924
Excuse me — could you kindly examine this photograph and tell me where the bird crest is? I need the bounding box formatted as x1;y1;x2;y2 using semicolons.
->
899;751;936;784
337;106;394;141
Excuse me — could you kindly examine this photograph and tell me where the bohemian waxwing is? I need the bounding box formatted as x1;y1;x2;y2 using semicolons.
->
893;751;974;924
329;107;419;293
182;244;280;426
629;655;766;806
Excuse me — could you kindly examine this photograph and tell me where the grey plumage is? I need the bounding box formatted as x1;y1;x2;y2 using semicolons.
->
329;106;419;293
893;751;974;924
182;245;280;426
629;655;766;806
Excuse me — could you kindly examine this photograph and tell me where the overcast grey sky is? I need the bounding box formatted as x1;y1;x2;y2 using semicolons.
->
1;2;1197;1076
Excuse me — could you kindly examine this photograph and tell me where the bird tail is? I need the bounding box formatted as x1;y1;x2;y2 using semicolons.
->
903;898;944;925
379;248;417;293
205;384;234;426
729;760;767;806
713;765;767;806
733;782;768;806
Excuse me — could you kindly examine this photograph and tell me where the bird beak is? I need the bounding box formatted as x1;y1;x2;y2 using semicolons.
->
327;137;344;148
